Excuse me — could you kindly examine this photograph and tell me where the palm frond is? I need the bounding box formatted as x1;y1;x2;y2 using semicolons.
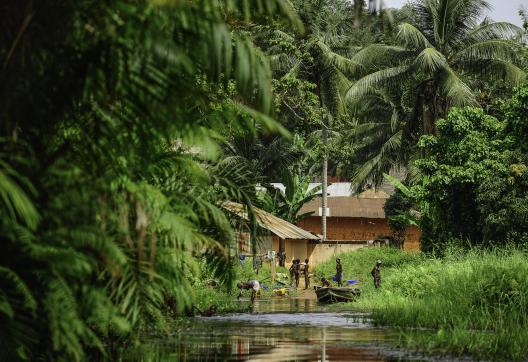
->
317;41;365;78
0;160;39;230
454;40;519;63
414;47;448;73
397;22;431;50
0;267;36;317
441;68;478;106
350;130;403;189
466;21;523;42
351;44;411;68
460;59;527;85
383;173;411;197
346;66;410;99
433;0;490;45
226;0;305;33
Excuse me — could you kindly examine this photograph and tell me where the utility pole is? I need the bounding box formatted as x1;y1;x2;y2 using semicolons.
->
321;124;328;242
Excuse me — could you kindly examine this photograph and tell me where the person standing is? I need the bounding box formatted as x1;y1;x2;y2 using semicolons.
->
279;251;286;267
293;259;301;288
371;260;382;288
335;258;343;287
303;258;310;289
289;258;295;286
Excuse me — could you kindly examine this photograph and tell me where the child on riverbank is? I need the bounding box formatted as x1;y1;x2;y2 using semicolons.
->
371;260;381;288
303;258;310;289
335;258;343;287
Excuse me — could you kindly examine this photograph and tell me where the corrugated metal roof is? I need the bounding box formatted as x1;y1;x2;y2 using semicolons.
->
223;202;320;240
270;182;353;197
298;196;388;218
270;183;390;198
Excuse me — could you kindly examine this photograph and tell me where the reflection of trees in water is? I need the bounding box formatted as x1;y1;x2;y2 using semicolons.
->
114;311;399;361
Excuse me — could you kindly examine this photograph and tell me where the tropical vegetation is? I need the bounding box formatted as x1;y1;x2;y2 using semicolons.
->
1;0;528;360
0;0;300;360
346;0;525;187
315;247;528;361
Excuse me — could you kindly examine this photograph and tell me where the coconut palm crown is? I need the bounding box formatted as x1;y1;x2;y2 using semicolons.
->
348;0;525;133
344;0;525;188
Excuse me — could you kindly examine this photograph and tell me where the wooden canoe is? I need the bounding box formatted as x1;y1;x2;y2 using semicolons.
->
314;286;360;303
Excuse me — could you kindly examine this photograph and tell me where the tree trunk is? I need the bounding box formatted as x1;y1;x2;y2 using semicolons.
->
321;127;328;242
354;0;364;29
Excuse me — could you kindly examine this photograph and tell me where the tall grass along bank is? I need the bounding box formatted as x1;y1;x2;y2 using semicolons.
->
315;247;528;361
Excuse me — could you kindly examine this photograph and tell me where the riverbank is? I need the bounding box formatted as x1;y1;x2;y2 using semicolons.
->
315;247;528;361
194;257;295;314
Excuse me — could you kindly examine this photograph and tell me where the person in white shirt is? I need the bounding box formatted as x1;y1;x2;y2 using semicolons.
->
237;280;260;302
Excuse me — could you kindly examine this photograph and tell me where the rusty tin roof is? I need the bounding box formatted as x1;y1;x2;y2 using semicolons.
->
299;192;389;219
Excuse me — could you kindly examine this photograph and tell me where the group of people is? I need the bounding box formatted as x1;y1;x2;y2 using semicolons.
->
289;258;310;289
319;258;382;289
236;257;383;304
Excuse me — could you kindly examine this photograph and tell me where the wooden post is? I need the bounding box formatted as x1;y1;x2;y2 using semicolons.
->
271;251;276;284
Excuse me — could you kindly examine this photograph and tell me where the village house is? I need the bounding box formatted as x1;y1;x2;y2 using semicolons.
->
297;185;421;251
223;202;320;267
224;178;421;267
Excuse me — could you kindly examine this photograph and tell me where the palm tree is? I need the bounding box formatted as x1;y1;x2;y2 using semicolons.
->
0;0;302;359
345;0;525;187
341;87;407;188
263;0;366;239
259;169;323;224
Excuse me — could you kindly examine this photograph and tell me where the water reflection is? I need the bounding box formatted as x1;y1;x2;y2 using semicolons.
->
115;299;436;361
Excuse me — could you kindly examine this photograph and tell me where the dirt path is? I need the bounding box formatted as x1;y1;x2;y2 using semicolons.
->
293;288;317;299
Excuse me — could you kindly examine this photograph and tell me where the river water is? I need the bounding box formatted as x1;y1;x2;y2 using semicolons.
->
116;298;463;361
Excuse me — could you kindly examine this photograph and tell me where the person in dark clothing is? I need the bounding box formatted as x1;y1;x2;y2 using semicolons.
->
320;277;331;288
303;258;310;289
371;260;382;288
335;258;343;287
201;305;217;317
279;251;286;267
293;258;301;288
193;304;217;317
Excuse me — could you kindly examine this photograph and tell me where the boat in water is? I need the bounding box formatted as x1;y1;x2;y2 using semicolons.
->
314;286;361;303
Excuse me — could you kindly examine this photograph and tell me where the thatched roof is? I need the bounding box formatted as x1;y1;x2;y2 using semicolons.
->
223;202;320;240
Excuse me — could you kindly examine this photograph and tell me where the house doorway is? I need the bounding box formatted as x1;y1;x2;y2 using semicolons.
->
279;238;285;267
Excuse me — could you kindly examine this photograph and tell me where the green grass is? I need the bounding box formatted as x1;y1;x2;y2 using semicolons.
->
315;247;528;361
193;286;251;314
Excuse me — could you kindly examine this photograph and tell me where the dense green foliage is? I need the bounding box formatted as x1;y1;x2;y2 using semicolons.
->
0;0;301;360
316;247;528;361
2;0;528;360
383;189;414;247
346;0;525;187
414;85;528;250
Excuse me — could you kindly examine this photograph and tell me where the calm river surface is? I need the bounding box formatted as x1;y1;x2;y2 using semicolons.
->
116;298;466;361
